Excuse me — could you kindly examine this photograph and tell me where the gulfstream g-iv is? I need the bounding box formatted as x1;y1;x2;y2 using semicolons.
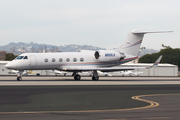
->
5;30;170;81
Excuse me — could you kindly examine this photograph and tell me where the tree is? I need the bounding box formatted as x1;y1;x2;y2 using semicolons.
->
138;47;180;68
5;53;17;61
162;44;171;49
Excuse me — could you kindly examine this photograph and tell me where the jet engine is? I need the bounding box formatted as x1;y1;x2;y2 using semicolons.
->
94;50;125;61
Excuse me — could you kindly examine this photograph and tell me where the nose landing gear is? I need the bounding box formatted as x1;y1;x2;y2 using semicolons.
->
17;70;24;81
17;76;22;81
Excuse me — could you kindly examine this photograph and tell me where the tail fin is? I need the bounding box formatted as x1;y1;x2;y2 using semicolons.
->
118;30;172;56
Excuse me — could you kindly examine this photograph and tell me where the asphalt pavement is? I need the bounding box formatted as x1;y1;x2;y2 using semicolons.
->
0;76;180;120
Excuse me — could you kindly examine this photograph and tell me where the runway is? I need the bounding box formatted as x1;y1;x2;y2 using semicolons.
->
0;76;180;85
1;76;180;120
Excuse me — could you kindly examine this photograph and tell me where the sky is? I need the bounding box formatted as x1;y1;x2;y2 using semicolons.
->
0;0;179;50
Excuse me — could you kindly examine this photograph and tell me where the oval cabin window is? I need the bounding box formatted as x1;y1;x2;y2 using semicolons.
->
66;58;70;62
80;58;84;62
59;58;63;62
45;58;48;62
73;58;77;62
52;58;56;62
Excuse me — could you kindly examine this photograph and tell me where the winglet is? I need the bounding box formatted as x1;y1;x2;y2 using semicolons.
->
146;55;163;69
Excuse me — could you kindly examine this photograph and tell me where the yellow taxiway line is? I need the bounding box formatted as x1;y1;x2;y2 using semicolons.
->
1;93;180;114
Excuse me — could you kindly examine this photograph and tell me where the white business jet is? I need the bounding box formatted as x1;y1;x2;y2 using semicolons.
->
5;30;169;81
121;70;143;76
132;70;143;76
46;70;67;76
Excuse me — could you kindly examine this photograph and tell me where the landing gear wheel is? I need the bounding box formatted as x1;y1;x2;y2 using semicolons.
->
17;77;22;81
92;76;99;81
74;74;81;80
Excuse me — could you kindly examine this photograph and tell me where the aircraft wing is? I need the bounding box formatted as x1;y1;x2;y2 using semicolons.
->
63;55;162;72
63;67;146;72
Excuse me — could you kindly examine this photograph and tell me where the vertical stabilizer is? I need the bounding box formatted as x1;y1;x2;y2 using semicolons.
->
118;30;172;56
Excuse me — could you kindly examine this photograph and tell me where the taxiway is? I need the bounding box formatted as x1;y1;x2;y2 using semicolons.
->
0;76;180;85
0;76;180;120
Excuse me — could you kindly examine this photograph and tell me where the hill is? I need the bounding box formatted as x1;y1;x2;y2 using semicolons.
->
0;42;158;57
0;42;106;54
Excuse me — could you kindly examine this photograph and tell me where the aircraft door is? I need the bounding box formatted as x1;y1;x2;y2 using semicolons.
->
30;56;37;68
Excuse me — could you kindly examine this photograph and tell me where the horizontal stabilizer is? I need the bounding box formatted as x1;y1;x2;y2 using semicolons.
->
132;30;173;34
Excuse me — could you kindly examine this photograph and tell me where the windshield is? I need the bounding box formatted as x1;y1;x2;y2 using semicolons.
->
23;56;28;59
15;56;24;60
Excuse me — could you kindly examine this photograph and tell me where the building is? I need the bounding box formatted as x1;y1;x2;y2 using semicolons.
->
120;63;178;76
0;51;7;60
0;61;10;75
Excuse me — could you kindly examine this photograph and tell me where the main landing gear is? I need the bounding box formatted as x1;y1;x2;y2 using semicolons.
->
74;74;81;80
72;70;99;81
92;70;99;81
92;76;99;81
72;72;81;80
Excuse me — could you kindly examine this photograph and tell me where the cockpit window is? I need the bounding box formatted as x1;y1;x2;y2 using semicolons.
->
23;56;28;59
15;56;24;59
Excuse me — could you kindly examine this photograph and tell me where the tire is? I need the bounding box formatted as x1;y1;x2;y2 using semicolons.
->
74;74;81;80
17;77;22;81
92;76;99;81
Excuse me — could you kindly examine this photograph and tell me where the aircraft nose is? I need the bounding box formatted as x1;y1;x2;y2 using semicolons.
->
5;62;17;69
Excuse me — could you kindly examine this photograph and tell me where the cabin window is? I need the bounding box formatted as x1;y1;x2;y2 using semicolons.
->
73;58;77;62
52;58;56;62
80;58;84;62
44;58;48;62
66;58;70;62
23;56;28;59
15;56;24;59
59;58;63;62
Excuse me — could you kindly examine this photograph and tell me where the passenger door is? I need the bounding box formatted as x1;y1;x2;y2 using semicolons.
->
30;56;37;68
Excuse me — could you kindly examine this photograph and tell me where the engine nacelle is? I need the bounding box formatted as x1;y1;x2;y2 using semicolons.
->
94;50;125;61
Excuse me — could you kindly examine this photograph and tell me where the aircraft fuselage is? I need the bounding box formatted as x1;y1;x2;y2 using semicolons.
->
6;51;136;71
